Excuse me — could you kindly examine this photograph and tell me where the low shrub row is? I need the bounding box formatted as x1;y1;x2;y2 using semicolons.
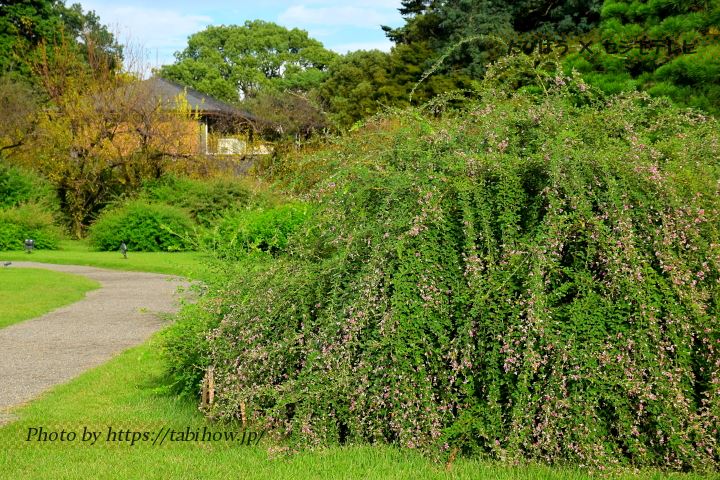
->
86;177;310;255
0;165;307;255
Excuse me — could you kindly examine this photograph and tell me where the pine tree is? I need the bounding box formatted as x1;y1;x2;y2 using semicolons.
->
567;0;720;114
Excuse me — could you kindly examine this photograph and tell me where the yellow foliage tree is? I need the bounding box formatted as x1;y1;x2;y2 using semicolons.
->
17;36;201;238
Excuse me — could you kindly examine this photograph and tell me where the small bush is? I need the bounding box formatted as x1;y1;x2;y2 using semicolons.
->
88;200;194;252
0;204;61;250
161;302;217;398
200;202;312;259
143;176;254;226
0;165;56;210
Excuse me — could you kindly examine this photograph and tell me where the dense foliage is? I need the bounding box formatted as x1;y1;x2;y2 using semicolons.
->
0;76;38;153
159;21;338;103
0;203;60;250
385;0;718;117
141;175;255;227
176;66;720;471
0;165;54;209
88;200;194;252
0;165;60;250
384;0;603;76
242;89;329;140
318;45;472;128
200;202;312;259
567;0;720;114
161;253;272;398
0;0;121;80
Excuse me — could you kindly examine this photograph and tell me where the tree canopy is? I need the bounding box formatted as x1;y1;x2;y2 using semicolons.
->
318;44;472;129
383;0;603;78
0;0;121;78
159;21;338;103
378;0;718;117
567;0;720;114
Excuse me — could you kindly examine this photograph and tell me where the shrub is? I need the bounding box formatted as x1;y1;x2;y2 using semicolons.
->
161;254;272;397
200;202;312;259
88;200;194;252
0;165;56;210
143;175;254;227
179;72;720;472
0;203;61;250
161;302;217;398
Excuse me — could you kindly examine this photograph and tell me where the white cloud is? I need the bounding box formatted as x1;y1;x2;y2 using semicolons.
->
77;1;404;70
329;40;394;54
302;0;402;9
302;27;339;39
90;6;211;48
278;5;397;29
80;2;212;68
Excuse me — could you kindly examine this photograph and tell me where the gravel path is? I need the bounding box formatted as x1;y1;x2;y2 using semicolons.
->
0;262;190;424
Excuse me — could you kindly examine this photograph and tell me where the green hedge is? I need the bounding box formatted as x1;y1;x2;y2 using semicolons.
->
88;200;194;252
200;202;311;259
0;204;61;250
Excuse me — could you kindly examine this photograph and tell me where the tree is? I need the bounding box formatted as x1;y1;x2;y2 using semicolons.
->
566;0;720;114
318;50;397;128
14;38;197;237
0;0;121;78
159;21;338;103
242;89;329;141
0;75;38;155
318;44;472;129
384;0;603;78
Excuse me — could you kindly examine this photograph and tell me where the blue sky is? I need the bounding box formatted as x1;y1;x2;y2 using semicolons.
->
78;1;404;71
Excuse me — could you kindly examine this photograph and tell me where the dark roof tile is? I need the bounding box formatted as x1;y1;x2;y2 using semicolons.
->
147;77;258;121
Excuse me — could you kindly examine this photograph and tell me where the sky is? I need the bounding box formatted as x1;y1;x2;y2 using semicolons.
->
77;0;405;71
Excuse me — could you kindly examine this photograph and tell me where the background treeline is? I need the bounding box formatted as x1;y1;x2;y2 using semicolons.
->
0;0;717;246
3;1;718;143
157;0;718;132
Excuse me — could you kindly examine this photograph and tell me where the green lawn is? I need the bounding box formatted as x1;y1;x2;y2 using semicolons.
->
0;336;706;479
0;267;100;329
0;240;209;279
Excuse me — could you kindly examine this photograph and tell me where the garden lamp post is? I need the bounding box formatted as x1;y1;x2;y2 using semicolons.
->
120;242;128;259
24;238;35;254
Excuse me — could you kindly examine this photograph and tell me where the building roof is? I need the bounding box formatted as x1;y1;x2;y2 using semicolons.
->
145;77;258;122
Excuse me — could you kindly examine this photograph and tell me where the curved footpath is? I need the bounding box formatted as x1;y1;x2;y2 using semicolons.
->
0;261;190;424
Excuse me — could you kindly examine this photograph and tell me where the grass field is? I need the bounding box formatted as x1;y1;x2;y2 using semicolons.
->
0;336;708;479
0;240;209;279
0;267;99;329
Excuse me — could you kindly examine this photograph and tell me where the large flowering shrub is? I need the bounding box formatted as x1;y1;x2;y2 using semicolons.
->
171;70;720;471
